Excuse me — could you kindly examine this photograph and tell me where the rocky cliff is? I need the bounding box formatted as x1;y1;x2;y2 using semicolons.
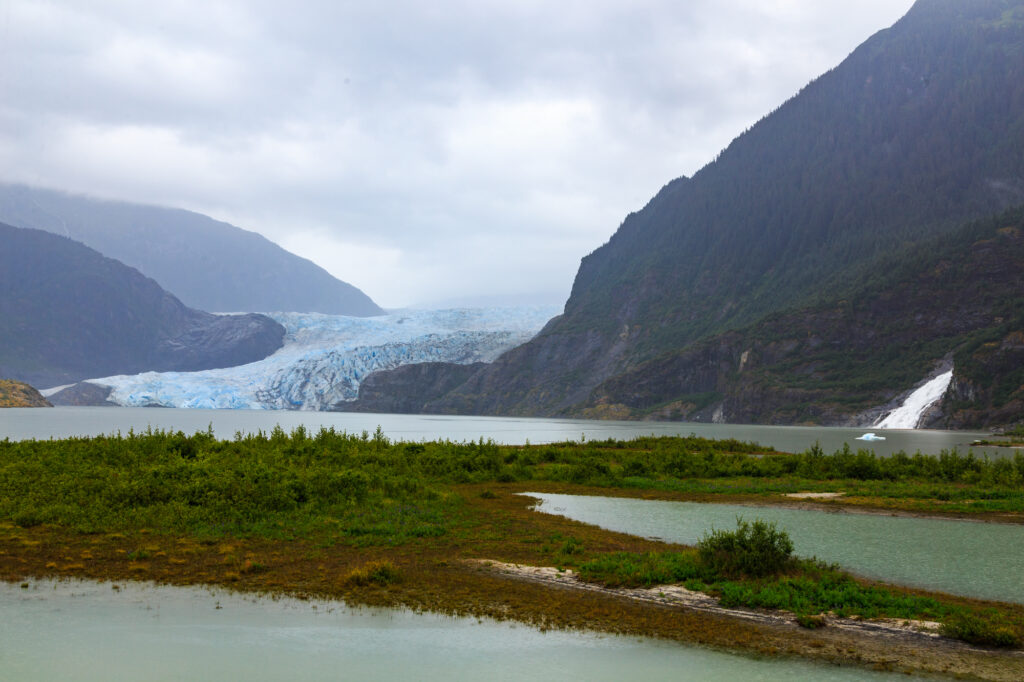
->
336;362;486;414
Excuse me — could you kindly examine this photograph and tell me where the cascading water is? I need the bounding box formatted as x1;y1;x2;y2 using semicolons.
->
875;369;953;429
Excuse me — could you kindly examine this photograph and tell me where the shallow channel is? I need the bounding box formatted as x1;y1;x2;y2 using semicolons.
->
527;493;1024;604
0;579;900;681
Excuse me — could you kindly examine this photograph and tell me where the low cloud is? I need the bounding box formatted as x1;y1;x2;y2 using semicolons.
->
0;0;914;307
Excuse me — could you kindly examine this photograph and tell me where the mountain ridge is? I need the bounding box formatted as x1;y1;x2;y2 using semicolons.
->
342;0;1024;428
0;184;383;316
0;222;286;388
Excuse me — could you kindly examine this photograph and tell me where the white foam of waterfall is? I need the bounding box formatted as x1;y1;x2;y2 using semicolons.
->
875;369;953;429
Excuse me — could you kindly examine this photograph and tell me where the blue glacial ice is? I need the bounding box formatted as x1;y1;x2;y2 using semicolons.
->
86;306;559;410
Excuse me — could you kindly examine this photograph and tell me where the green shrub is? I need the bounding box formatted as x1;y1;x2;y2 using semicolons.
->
576;551;701;587
796;613;826;629
941;611;1021;648
344;560;402;587
558;537;584;556
13;510;44;528
697;518;794;578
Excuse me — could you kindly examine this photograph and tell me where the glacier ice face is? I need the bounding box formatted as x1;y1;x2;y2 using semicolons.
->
874;369;954;429
86;306;559;410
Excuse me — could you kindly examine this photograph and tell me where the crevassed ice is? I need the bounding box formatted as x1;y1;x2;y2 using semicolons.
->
88;306;559;410
875;370;954;430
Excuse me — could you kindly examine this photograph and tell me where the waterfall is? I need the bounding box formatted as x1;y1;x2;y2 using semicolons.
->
875;370;953;429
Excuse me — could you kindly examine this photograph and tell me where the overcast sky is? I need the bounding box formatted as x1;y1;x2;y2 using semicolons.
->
0;0;916;308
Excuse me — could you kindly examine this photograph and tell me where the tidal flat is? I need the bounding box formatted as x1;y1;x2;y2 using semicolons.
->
2;429;1023;679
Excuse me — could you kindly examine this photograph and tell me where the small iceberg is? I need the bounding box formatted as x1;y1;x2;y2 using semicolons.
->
856;432;886;442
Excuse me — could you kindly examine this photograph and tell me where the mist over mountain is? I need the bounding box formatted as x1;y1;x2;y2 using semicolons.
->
347;0;1024;428
0;223;285;388
0;184;383;316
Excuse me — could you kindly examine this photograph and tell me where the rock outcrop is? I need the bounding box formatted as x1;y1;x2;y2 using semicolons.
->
0;380;52;408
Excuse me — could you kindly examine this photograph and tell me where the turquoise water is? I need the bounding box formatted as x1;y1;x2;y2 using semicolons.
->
528;493;1024;603
0;580;902;681
0;409;998;679
0;406;1009;458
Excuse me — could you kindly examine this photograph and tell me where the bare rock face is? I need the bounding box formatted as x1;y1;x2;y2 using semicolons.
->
152;312;287;373
335;363;486;414
47;382;116;407
935;329;1024;429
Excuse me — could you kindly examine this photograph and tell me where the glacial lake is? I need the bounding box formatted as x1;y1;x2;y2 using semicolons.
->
0;406;1013;458
0;409;1011;680
0;579;899;681
528;493;1024;604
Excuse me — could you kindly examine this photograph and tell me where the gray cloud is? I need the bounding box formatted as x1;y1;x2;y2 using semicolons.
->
0;0;915;307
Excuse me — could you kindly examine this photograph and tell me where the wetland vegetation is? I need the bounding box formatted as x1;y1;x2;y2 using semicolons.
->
2;427;1024;676
973;425;1024;449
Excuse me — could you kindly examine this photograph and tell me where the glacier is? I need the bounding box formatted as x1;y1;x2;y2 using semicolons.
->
84;306;559;410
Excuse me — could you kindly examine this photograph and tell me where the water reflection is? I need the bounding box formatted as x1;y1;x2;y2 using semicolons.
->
0;579;897;681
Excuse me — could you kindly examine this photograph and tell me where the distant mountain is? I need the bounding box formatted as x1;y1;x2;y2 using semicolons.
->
0;184;383;316
345;0;1024;428
0;223;286;388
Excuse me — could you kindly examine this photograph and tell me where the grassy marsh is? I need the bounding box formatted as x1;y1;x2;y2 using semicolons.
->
2;428;1024;677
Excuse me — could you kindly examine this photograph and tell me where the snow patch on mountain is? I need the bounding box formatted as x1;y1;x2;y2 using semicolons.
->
86;306;559;410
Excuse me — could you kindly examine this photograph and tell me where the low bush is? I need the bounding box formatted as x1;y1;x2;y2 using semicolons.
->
344;560;402;587
697;518;794;578
796;614;826;629
576;551;701;587
941;611;1021;648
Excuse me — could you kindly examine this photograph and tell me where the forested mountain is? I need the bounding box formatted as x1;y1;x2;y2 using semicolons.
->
345;0;1024;427
574;207;1024;428
0;184;383;316
0;223;285;388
